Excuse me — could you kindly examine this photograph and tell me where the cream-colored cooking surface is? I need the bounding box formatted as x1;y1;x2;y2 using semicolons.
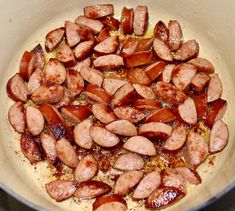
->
0;1;235;210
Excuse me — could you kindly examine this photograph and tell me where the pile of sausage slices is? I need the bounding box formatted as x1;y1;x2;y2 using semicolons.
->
6;4;229;210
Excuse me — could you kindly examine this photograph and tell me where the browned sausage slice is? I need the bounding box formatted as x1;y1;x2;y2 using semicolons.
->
127;68;151;86
144;61;166;81
80;66;104;87
6;73;27;102
124;51;153;68
188;57;215;73
55;88;72;108
106;120;137;137
45;27;65;52
121;7;134;35
178;97;197;125
145;108;176;123
74;180;111;199
191;72;210;93
194;93;207;120
154;20;169;42
8;101;26;133
153;38;173;61
187;131;209;169
44;58;66;85
90;126;120;147
207;74;223;102
74;154;98;182
94;36;119;55
100;16;120;31
102;78;127;96
71;57;91;72
45;180;78;202
92;103;117;124
133;6;148;36
138;122;172;139
133;99;161;110
162;64;175;83
75;16;103;34
114;170;143;196
31;44;45;70
113;106;145;123
123;136;156;156
73;40;94;61
133;171;161;199
96;28;110;43
93;54;124;70
120;37;139;57
174;40;199;61
163;124;186;151
56;138;78;168
84;4;114;19
65;21;81;47
27;68;45;95
26;106;44;136
136;38;154;52
209;119;229;153
168;20;183;51
77;27;95;42
66;69;84;97
174;167;201;185
56;43;76;67
113;153;144;171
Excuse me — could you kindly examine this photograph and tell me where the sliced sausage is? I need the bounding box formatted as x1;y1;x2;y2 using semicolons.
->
31;44;45;70
133;6;148;36
145;108;176;123
8;101;26;133
27;68;45;95
187;131;209;169
188;57;215;73
163;124;186;151
138;122;172;139
102;78;127;96
93;54;124;70
154;20;169;42
114;170;143;196
113;106;145;123
74;118;94;149
123;136;156;156
100;16;120;31
92;103;116;124
144;61;166;81
133;99;161;110
124;51;153;68
127;68;151;86
153;38;173;61
174;167;201;185
174;39;199;61
168;20;183;51
133;171;161;199
162;64;175;83
121;7;134;35
194;93;207;120
65;21;81;47
56;43;76;67
90;126;120;148
207;74;223;102
172;64;197;90
31;84;64;105
74;154;98;182
74;180;111;199
94;36;119;55
95;28;110;43
120;37;139;57
45;180;78;202
45;27;65;52
55;88;72;108
75;16;103;34
71;57;91;72
146;186;185;209
26;106;44;136
84;4;114;19
44;58;66;85
73;40;94;61
77;27;95;41
191;72;210;93
152;81;187;105
209;119;229;154
55;138;78;168
136;38;154;52
113;153;144;171
80;66;104;87
6;73;27;102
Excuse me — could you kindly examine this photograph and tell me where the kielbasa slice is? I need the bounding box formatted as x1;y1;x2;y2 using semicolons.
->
145;108;176;123
80;66;104;87
133;99;161;110
102;78;127;96
121;7;134;35
174;167;201;185
124;51;153;68
207;74;223;102
27;68;45;95
188;57;215;73
75;16;103;34
162;64;175;83
191;72;210;93
45;27;65;52
94;36;119;55
168;20;183;51
133;6;148;36
92;103;116;124
154;20;169;42
144;61;166;81
56;43;76;67
73;40;94;61
65;21;81;47
153;38;173;61
84;4;114;19
127;68;151;86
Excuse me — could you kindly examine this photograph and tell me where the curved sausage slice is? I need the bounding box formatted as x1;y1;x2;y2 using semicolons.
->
31;44;45;70
26;106;45;136
74;40;94;61
121;37;139;57
55;88;72;108
162;64;175;83
92;103;116;124
121;7;134;35
163;124;186;151
127;68;151;86
209;119;229;154
145;61;166;81
45;180;78;202
80;66;104;87
8;101;26;133
194;93;207;120
138;122;172;139
74;118;93;149
133;6;148;36
207;74;223;102
45;27;65;52
113;153;144;171
94;36;119;55
77;27;95;42
65;21;81;47
133;99;161;110
75;16;103;34
133;171;161;199
27;68;45;95
74;154;98;182
55;138;78;168
90;126;120;147
6;73;27;102
66;69;84;97
100;16;120;31
74;180;111;199
114;170;143;196
188;57;215;73
154;20;169;42
174;167;201;185
56;43;76;67
174;40;199;61
102;78;127;96
71;57;91;72
191;72;210;93
106;120;137;137
123;136;156;156
96;28;110;43
136;38;154;52
187;131;209;169
84;4;114;19
153;38;173;61
124;51;153;68
178;97;197;125
145;108;176;123
168;20;182;51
